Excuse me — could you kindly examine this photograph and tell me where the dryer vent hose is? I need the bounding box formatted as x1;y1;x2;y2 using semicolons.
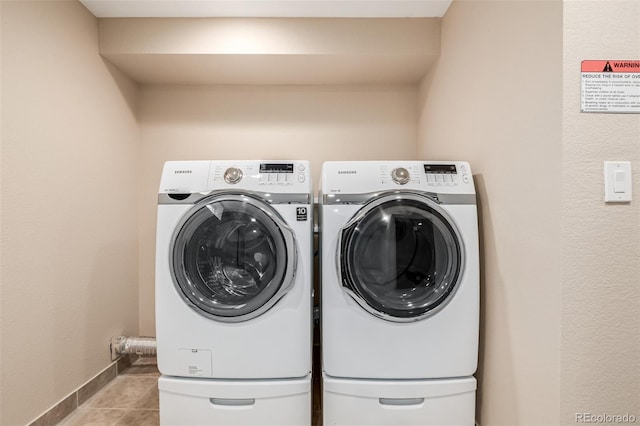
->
110;336;156;360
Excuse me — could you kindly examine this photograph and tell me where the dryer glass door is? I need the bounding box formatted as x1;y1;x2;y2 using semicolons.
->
171;195;296;322
340;194;463;322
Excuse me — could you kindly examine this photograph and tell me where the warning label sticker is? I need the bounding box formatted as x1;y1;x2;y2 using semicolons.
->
581;60;640;113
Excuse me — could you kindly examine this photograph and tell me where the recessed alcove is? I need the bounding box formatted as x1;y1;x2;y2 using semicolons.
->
98;18;442;85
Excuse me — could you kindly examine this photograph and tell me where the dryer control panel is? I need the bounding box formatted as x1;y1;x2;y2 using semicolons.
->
321;161;475;197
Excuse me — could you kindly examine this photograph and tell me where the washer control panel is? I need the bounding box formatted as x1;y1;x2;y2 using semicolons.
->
160;160;311;194
210;161;308;189
423;163;470;186
256;162;307;186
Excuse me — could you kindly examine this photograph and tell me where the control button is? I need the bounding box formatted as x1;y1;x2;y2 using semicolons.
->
223;167;243;184
460;164;468;173
462;174;470;184
435;174;443;183
298;164;306;172
391;167;410;185
426;174;435;183
298;173;306;183
442;174;451;183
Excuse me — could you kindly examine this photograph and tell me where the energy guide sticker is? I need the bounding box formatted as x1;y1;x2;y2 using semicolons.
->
581;60;640;113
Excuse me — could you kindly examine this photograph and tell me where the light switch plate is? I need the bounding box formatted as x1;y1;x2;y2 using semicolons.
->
604;161;632;202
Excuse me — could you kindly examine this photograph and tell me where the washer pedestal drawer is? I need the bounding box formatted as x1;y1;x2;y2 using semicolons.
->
159;374;311;426
323;374;476;426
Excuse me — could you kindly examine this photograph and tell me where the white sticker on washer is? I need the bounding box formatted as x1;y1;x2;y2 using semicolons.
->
178;348;212;376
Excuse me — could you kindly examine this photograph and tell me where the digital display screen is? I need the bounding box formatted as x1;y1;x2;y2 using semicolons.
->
424;164;457;174
260;163;294;173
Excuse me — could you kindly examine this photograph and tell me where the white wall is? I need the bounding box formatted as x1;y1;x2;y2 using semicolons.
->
137;85;419;333
419;1;563;424
0;2;140;424
561;1;640;423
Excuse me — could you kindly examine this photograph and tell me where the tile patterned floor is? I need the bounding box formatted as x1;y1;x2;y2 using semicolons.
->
59;358;160;426
59;356;321;426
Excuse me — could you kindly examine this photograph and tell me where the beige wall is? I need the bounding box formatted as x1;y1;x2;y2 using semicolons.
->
419;1;563;425
0;2;140;425
2;2;638;425
137;85;418;334
421;0;640;424
561;1;640;424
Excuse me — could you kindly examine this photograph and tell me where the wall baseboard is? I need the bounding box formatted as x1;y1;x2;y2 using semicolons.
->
28;356;132;426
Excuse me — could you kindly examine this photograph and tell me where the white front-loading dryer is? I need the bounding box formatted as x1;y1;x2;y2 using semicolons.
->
155;160;313;380
320;161;479;380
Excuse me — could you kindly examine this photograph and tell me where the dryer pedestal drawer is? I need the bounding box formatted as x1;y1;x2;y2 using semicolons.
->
323;374;476;426
159;374;311;426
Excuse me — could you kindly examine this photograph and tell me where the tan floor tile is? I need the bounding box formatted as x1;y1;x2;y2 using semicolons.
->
121;357;159;377
60;408;127;426
132;385;160;410
120;364;160;377
89;376;158;409
115;410;159;426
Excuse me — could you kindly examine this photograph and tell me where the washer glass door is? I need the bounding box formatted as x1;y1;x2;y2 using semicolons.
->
339;193;463;321
171;194;296;322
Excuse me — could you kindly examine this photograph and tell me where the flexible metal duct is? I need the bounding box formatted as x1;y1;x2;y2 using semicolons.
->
110;336;156;360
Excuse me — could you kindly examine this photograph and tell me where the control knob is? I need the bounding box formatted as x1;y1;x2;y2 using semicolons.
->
223;167;243;184
391;167;410;185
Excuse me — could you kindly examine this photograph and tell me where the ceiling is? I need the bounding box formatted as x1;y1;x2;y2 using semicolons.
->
80;0;453;18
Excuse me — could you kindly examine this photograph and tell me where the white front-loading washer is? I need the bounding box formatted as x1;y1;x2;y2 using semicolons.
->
320;160;479;380
155;160;313;380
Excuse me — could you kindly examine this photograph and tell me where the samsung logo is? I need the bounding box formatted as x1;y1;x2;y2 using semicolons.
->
338;170;357;175
174;170;192;174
